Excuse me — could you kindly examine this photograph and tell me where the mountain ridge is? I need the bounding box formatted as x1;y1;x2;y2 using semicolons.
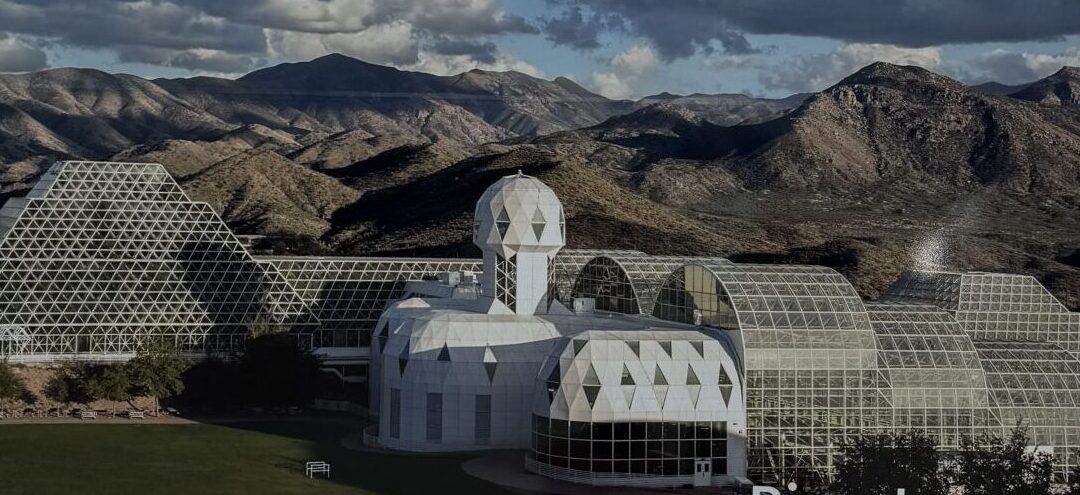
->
0;57;1077;305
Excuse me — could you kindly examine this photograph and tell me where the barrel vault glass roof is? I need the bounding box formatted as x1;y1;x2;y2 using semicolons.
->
651;262;889;482
557;251;731;315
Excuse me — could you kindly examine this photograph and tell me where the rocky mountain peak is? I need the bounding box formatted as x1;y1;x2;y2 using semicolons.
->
835;61;964;91
600;102;705;131
1054;66;1080;79
1009;65;1080;106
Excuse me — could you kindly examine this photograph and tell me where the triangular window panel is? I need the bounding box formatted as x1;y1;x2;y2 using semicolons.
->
583;385;600;408
484;362;498;383
583;364;600;386
690;341;704;358
573;339;587;355
720;385;733;405
653;364;667;386
495;208;511;238
532;222;545;242
531;208;546;241
718;366;732;385
658;341;672;357
399;341;410;376
546;362;561;401
437;344;451;362
687;365;700;385
626;341;639;357
620;364;635;385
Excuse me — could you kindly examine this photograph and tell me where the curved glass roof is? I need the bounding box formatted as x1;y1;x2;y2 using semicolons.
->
552;249;645;303
651;262;887;481
569;254;730;315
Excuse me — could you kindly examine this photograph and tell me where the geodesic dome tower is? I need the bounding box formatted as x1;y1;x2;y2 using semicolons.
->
473;172;565;315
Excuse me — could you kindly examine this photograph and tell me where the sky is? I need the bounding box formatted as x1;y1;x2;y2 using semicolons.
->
1;0;1079;99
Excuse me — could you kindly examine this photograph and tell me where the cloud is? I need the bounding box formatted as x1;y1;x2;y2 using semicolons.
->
966;48;1080;84
0;1;267;54
541;6;620;51
405;51;543;77
117;46;264;74
588;44;657;99
191;0;535;36
0;34;47;72
428;35;498;64
761;43;943;93
267;21;421;66
0;0;531;74
544;0;1080;60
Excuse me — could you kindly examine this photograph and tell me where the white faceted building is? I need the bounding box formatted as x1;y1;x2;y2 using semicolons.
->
370;172;749;488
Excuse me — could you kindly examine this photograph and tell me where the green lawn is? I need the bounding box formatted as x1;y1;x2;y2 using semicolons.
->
0;420;513;495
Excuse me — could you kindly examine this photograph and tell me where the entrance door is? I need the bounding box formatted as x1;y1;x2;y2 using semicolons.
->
694;458;712;486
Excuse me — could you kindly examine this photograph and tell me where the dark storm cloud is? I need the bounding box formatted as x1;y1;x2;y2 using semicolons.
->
544;0;1080;59
0;34;47;72
0;0;531;73
0;0;267;53
116;46;265;74
428;36;498;64
184;0;537;36
541;6;614;51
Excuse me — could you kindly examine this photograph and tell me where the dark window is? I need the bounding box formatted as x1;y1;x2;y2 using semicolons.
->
426;392;442;443
389;388;401;439
475;395;491;445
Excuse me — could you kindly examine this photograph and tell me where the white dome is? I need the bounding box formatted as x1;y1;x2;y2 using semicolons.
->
473;172;565;259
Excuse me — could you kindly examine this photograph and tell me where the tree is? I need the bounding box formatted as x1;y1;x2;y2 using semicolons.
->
42;373;72;416
0;361;27;408
126;339;188;415
237;333;323;407
1068;461;1080;494
85;364;133;404
831;430;949;495
956;423;1054;495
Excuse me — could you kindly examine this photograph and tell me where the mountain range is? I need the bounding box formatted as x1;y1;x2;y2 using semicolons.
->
0;55;1077;306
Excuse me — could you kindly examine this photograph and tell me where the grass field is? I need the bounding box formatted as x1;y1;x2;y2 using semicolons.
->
0;419;513;495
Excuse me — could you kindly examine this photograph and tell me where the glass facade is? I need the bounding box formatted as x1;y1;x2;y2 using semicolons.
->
866;303;993;447
532;415;728;476
974;341;1080;473
553;251;730;316
0;161;318;358
885;271;1080;352
652;263;889;483
261;257;481;348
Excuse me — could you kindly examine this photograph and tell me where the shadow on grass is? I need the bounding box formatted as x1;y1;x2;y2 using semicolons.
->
212;417;517;495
